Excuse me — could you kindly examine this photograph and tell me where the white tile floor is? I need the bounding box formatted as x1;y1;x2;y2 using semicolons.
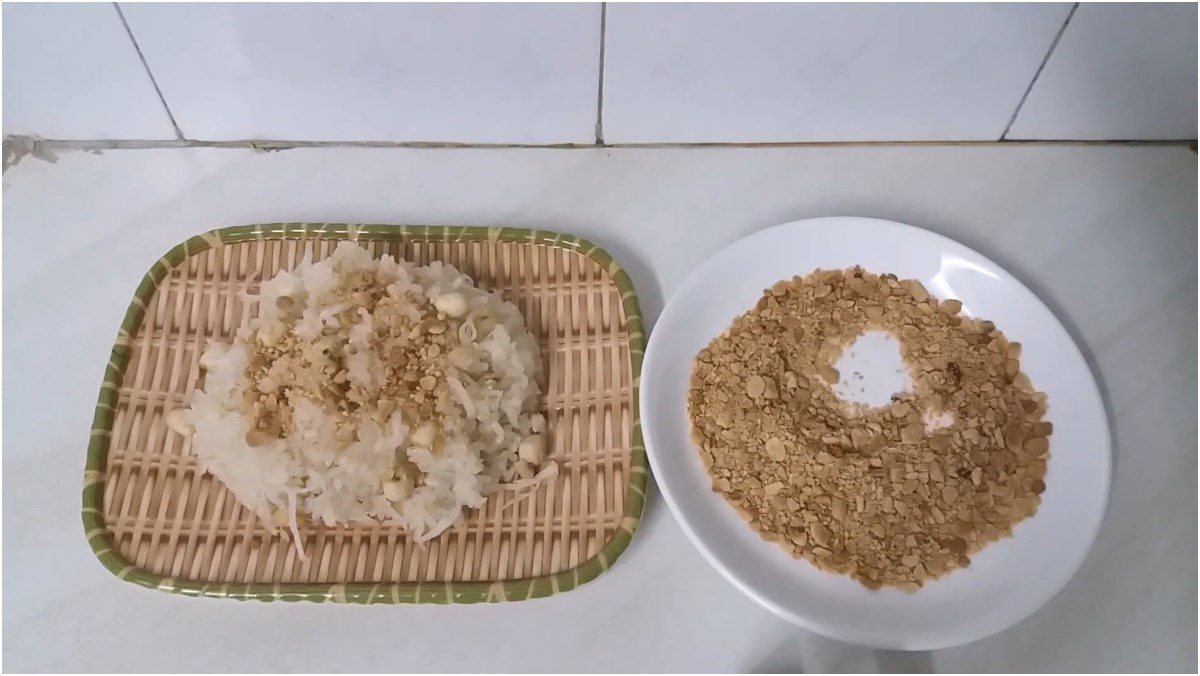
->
3;143;1194;672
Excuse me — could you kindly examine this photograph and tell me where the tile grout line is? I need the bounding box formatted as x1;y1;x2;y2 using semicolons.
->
4;136;1193;171
999;2;1079;141
112;2;186;141
595;3;608;146
4;137;1194;153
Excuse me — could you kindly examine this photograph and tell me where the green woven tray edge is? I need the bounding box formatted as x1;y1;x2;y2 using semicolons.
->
82;223;650;604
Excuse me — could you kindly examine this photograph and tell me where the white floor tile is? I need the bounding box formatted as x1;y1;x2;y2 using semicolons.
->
3;143;1195;672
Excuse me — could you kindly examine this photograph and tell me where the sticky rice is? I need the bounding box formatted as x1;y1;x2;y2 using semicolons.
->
176;242;545;548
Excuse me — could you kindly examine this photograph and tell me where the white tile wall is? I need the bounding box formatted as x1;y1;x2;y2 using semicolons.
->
602;3;1073;143
1007;3;1198;140
3;3;1195;143
2;3;177;139
119;3;601;143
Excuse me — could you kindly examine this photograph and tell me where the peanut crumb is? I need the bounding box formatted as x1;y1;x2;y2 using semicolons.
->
687;267;1050;589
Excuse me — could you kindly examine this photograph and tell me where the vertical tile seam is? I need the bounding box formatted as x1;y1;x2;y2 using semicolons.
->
595;3;607;145
999;2;1080;141
112;2;186;140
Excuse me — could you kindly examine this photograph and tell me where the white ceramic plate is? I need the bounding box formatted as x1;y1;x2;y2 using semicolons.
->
640;217;1110;650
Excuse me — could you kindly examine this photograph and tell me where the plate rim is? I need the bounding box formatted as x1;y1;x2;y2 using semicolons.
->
640;216;1112;648
82;223;650;604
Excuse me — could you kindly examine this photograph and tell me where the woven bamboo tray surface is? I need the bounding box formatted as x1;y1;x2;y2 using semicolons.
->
83;224;648;603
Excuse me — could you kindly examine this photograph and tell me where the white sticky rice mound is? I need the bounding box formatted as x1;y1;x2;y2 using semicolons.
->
185;242;543;544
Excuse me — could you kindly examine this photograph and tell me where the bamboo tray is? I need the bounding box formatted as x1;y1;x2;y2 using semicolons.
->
83;224;648;603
